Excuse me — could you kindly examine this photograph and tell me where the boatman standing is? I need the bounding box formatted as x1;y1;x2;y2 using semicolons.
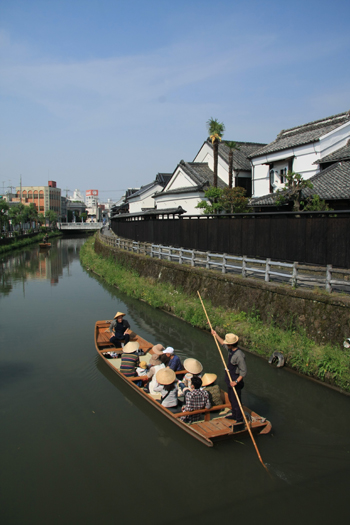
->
211;330;247;423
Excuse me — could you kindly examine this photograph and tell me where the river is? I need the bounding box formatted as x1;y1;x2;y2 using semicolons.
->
1;237;350;525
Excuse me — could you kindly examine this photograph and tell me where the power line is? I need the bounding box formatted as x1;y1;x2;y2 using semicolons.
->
97;189;128;192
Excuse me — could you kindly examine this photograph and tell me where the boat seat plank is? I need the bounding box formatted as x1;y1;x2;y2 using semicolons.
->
191;420;234;438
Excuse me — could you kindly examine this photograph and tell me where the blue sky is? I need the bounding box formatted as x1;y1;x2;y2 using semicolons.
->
1;0;349;200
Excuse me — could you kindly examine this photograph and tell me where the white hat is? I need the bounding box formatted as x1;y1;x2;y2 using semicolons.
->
163;347;174;354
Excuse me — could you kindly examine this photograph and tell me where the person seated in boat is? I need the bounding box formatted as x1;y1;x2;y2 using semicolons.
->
180;376;211;423
136;361;148;376
178;358;203;397
147;352;170;394
134;360;148;387
211;330;246;423
153;368;179;411
109;312;131;349
120;341;140;378
43;234;49;243
162;347;183;372
201;373;222;407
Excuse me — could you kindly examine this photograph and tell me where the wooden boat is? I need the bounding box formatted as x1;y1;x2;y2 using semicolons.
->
39;242;51;248
95;320;272;447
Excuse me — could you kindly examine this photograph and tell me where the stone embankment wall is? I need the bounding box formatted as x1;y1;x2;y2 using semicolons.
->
95;236;350;345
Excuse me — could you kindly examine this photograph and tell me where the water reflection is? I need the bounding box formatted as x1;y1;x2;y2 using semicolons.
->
1;238;350;525
0;236;87;293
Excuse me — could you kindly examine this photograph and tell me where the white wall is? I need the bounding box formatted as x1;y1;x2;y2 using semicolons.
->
318;121;350;157
128;184;163;214
252;164;269;197
193;142;230;185
166;168;194;191
155;192;203;215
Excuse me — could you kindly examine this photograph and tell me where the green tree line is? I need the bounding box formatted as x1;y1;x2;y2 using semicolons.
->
0;200;58;234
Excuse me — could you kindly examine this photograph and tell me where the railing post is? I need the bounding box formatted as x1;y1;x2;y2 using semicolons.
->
191;250;195;267
292;262;298;288
179;248;183;265
159;246;162;259
222;253;227;274
167;246;171;261
206;252;210;270
265;258;271;282
242;255;247;278
326;264;332;293
151;244;154;258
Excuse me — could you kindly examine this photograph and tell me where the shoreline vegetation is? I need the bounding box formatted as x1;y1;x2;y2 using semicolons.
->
80;236;350;394
0;231;62;254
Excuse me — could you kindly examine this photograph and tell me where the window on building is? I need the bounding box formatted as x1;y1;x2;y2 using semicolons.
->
269;169;275;193
280;168;287;184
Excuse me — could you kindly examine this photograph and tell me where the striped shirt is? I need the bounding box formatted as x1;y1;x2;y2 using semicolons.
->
120;352;139;377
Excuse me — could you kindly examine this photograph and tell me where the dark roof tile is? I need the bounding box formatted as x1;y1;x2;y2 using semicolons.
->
250;161;350;205
249;110;350;158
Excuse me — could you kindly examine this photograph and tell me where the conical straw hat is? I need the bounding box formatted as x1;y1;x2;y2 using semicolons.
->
114;311;126;319
156;368;176;385
201;373;217;387
123;341;139;354
183;358;203;375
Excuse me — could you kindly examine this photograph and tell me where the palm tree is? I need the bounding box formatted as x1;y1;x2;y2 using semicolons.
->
225;141;239;189
207;118;225;187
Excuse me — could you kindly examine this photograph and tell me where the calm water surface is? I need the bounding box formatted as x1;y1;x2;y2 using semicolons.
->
1;237;350;525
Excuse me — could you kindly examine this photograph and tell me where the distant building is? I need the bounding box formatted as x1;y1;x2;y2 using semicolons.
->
154;161;225;215
66;200;87;222
86;189;99;207
61;196;67;222
126;173;171;213
68;189;84;202
14;180;61;216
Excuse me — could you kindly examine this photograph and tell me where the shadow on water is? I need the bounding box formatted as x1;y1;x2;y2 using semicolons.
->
0;362;34;388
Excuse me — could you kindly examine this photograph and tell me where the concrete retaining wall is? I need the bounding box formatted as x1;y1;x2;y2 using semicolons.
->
95;235;350;345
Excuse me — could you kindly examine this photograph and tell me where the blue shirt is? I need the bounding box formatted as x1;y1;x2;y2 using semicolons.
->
168;354;183;372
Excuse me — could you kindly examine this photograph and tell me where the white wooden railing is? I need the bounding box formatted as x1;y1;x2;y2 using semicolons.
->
99;233;350;294
58;222;103;230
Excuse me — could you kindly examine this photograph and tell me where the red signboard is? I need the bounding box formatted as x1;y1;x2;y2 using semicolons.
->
86;189;98;196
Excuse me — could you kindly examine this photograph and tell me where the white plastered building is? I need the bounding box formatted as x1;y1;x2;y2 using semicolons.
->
249;110;350;198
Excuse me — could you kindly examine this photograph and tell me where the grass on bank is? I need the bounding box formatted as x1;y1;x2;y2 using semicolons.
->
0;231;62;254
80;236;350;393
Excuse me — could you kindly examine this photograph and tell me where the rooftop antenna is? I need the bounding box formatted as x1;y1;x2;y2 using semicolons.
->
63;188;71;198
